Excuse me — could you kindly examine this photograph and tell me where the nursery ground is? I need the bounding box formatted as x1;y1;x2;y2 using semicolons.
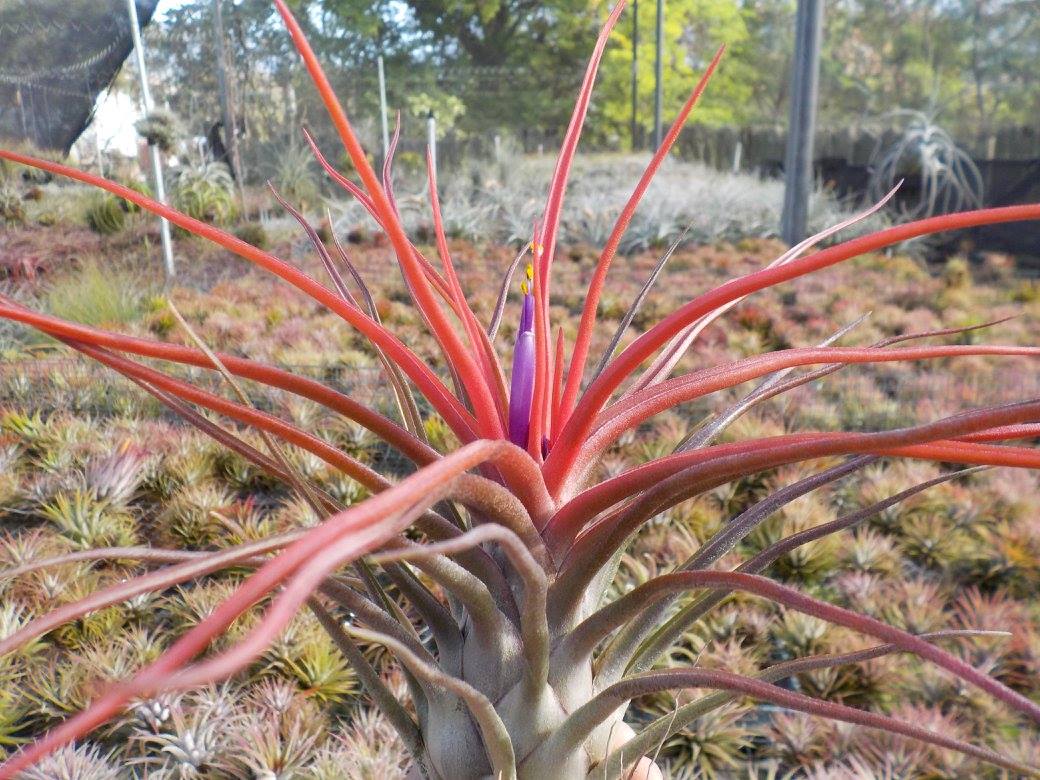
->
2;218;1040;778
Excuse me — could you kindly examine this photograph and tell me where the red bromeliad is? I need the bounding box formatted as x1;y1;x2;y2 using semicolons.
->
2;1;1040;777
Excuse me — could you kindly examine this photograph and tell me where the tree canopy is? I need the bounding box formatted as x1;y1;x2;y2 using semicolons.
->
144;0;1040;160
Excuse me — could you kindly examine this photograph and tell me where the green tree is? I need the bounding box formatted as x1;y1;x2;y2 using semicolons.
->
396;0;609;137
150;0;422;177
816;0;1040;134
596;0;758;147
146;0;1040;161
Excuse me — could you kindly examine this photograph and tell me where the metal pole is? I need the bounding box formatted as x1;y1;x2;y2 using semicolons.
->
631;0;639;150
427;110;437;179
212;0;244;187
377;56;390;161
95;104;106;176
653;0;664;149
125;0;175;279
780;0;823;245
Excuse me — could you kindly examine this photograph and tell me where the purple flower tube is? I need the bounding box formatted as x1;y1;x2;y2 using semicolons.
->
509;273;536;448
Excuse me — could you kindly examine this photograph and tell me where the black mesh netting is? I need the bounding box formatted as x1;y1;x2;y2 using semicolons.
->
0;0;158;154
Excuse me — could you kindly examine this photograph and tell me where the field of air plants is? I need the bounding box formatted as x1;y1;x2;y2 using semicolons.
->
3;2;1040;778
5;173;1040;776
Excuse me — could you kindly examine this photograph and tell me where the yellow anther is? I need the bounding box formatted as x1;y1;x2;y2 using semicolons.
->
520;279;529;295
525;263;534;280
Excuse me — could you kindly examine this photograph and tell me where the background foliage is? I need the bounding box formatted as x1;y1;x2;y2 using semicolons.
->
147;0;1040;162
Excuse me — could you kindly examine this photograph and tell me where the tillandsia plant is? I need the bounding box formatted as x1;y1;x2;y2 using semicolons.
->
4;1;1040;777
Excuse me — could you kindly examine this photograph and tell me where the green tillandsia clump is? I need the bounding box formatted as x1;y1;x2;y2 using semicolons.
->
172;162;238;226
134;109;180;154
273;142;321;215
44;261;147;330
233;220;270;251
4;0;1040;778
84;179;151;236
85;193;127;235
0;182;25;226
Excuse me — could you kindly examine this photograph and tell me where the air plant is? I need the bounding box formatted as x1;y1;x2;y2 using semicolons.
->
867;110;984;222
171;162;238;226
3;1;1040;777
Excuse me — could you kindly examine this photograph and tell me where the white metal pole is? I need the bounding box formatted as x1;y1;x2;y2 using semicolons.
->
377;56;390;161
94;100;106;177
427;111;437;180
125;0;175;279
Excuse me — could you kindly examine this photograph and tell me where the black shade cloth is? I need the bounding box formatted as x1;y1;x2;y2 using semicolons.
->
817;157;1040;257
0;0;159;154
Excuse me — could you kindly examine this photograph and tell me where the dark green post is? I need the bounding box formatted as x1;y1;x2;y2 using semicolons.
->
781;0;823;245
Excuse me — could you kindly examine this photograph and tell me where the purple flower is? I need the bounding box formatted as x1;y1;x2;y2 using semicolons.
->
509;266;536;448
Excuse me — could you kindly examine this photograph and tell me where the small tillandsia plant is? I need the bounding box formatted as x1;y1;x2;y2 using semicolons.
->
4;2;1040;777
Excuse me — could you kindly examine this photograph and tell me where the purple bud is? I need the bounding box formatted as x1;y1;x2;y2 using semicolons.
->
509;292;536;447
